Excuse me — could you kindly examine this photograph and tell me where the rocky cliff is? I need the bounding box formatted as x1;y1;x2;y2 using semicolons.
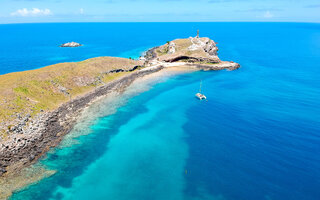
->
145;36;221;63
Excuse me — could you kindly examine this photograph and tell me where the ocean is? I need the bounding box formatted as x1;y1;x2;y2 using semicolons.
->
1;22;319;200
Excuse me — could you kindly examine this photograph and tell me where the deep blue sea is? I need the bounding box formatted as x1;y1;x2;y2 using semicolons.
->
1;23;319;200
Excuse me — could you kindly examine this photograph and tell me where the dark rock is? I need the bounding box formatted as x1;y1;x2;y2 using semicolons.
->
0;167;7;175
29;154;35;161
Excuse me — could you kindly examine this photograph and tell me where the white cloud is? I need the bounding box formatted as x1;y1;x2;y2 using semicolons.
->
80;8;84;15
11;8;52;17
263;10;273;18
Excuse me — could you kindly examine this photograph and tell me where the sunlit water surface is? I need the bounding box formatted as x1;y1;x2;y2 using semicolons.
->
3;23;319;200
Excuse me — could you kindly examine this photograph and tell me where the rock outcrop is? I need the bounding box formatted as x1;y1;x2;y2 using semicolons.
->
143;36;237;69
168;41;176;54
60;42;82;47
203;39;218;56
188;36;217;56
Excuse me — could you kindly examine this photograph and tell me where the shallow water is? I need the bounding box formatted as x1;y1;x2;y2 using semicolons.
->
5;23;320;200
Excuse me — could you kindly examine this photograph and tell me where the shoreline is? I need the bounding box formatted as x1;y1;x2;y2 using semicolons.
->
0;35;240;199
0;65;164;199
0;65;200;199
0;62;239;199
0;64;164;173
1;62;226;176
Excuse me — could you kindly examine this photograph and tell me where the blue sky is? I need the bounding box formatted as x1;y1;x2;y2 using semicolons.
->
0;0;319;23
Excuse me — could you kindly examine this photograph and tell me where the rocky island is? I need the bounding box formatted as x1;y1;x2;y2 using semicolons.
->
60;41;82;47
0;34;239;199
143;35;239;70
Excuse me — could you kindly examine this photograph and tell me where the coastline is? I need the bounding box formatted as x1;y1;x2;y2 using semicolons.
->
0;65;162;199
0;65;201;199
0;36;240;199
0;63;239;180
0;64;164;172
0;23;319;200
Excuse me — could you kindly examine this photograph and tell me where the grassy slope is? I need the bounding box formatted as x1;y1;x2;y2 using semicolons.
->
154;38;214;60
0;57;142;137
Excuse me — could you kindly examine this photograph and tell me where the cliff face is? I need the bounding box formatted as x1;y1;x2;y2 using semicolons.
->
145;37;220;63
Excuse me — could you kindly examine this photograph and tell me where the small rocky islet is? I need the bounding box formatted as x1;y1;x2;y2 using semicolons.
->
0;33;239;199
60;41;82;47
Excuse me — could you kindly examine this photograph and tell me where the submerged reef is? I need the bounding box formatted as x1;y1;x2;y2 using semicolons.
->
0;35;239;198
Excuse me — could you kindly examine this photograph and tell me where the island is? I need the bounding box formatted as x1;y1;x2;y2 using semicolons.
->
60;41;82;47
143;35;239;70
0;35;239;199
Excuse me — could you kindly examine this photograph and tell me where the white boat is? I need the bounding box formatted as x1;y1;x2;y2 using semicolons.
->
195;92;206;100
195;80;207;100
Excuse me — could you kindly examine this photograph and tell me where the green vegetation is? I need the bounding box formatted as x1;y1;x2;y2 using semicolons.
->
156;46;169;56
102;71;129;83
0;57;142;137
13;87;29;94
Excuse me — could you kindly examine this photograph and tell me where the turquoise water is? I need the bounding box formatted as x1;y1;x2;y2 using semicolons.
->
4;23;320;200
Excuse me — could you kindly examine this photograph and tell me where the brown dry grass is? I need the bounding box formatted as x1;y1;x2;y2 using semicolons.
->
0;57;142;136
154;37;216;61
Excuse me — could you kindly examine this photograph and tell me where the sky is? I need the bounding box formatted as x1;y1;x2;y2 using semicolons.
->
0;0;319;24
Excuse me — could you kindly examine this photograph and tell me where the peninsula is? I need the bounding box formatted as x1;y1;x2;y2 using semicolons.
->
0;35;239;198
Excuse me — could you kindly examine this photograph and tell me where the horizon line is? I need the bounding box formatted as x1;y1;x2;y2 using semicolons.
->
1;21;319;25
